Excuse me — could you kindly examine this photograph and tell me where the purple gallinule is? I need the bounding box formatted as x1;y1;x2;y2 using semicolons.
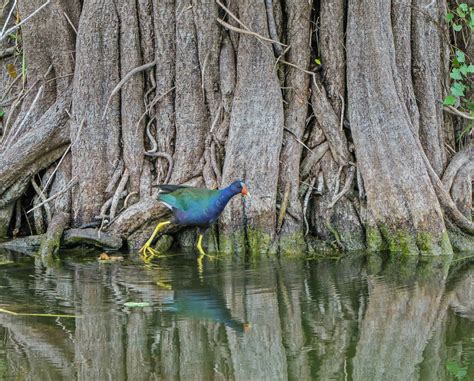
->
139;180;249;262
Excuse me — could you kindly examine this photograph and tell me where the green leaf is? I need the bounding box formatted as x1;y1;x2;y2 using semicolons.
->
459;64;474;75
0;109;4;118
443;95;457;106
450;68;463;80
456;50;465;63
457;9;466;18
314;58;321;65
446;361;468;380
124;302;151;308
459;3;468;12
451;82;465;97
453;23;463;31
445;12;454;22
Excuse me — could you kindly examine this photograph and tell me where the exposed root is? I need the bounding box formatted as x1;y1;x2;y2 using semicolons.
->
108;198;170;238
328;165;355;209
2;85;44;149
264;0;284;56
12;200;21;236
0;87;72;197
109;170;129;220
0;0;51;41
102;60;156;119
123;192;138;210
145;151;174;184
27;177;77;215
145;116;157;152
300;141;329;178
37;211;69;263
277;181;291;233
441;144;472;193
105;159;125;194
303;177;317;236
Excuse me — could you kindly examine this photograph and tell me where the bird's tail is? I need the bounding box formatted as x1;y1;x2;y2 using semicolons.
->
156;184;189;194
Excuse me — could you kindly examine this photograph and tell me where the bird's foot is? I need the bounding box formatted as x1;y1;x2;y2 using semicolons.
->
139;244;164;263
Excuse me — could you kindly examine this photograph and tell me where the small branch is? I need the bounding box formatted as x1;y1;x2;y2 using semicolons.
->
145;151;174;184
63;11;77;34
0;0;17;38
0;1;51;42
339;94;345;131
2;85;44;149
284;127;314;153
136;86;175;133
443;106;474;121
27;177;77;215
102;60;156;119
0;46;16;59
216;18;285;48
43;118;84;192
31;177;52;224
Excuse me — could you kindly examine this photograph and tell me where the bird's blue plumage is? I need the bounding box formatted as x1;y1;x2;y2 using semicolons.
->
157;181;245;228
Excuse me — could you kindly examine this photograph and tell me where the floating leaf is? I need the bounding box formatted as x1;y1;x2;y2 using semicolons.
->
443;95;457;106
98;252;124;263
124;302;151;308
450;68;462;80
6;63;17;79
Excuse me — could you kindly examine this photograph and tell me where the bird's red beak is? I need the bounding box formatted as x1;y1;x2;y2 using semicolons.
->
242;184;249;197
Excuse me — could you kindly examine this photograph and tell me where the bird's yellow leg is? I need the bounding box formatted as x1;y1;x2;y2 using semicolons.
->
139;220;171;262
196;234;216;260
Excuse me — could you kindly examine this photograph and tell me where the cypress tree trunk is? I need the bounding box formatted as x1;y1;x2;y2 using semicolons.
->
0;0;472;256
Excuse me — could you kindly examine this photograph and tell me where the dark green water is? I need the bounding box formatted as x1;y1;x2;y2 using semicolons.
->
0;248;472;381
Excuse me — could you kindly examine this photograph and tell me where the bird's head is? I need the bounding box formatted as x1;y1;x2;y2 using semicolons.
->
230;180;249;197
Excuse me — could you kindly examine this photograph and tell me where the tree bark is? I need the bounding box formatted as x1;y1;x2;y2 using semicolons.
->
220;0;284;254
347;0;451;254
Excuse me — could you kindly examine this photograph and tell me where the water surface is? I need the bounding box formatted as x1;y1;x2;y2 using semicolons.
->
0;249;472;380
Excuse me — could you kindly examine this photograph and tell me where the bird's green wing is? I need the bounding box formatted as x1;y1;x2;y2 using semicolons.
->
159;188;218;211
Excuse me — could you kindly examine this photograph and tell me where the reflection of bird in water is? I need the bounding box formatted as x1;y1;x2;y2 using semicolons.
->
139;180;249;265
163;287;251;335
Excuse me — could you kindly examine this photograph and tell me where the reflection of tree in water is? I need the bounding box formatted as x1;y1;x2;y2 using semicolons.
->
0;250;472;380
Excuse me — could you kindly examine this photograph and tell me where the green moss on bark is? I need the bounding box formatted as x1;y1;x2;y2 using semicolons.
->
278;231;306;257
367;225;453;256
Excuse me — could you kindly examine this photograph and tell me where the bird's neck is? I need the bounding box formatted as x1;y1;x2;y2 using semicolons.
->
217;185;240;207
